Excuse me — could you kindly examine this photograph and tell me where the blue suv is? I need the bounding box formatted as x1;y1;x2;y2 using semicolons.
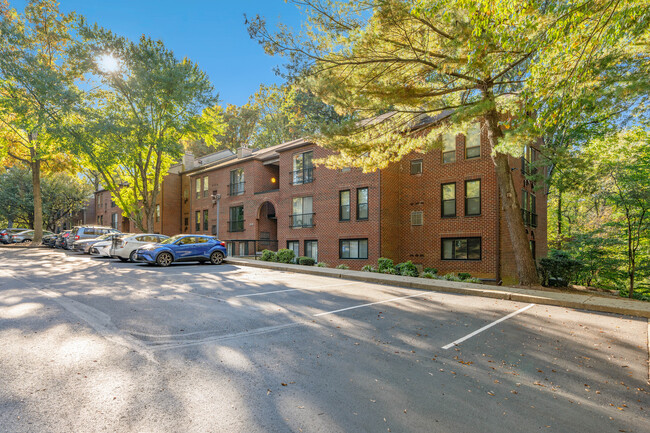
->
134;234;227;267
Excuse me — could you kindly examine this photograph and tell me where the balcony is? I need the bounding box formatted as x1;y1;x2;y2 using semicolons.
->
521;209;538;228
290;213;315;228
228;219;245;232
290;167;314;185
228;182;245;196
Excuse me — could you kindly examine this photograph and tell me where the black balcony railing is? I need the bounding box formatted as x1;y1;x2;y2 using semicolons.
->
521;209;538;228
228;219;245;232
228;182;245;196
290;167;314;185
290;213;315;228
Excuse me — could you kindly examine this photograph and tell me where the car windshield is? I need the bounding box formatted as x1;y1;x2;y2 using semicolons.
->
160;235;184;244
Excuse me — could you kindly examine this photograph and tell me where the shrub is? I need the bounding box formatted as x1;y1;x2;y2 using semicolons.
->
538;250;583;287
276;248;296;264
441;273;463;282
298;256;316;266
381;268;399;275
397;261;419;277
260;249;277;262
316;262;329;267
377;257;394;272
466;277;482;284
423;267;438;275
335;264;350;270
421;272;436;279
458;272;472;281
361;265;376;272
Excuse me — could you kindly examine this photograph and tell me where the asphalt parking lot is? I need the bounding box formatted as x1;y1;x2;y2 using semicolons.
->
1;248;648;432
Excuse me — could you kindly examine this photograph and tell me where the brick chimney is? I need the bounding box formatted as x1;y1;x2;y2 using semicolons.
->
237;144;253;159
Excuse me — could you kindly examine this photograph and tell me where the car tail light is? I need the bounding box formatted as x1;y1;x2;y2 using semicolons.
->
75;235;80;240
220;242;226;247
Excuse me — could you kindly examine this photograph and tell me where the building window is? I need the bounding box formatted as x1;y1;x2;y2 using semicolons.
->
228;206;244;232
522;145;537;176
340;239;368;259
441;183;456;217
442;237;481;260
305;240;318;261
530;240;536;260
155;204;160;222
521;190;538;227
195;210;201;232
111;213;118;229
111;199;116;208
291;151;314;185
339;190;350;221
203;176;209;198
357;187;368;220
291;196;314;228
465;123;481;159
229;169;245;196
203;209;209;231
465;179;481;216
443;132;456;163
411;211;423;226
184;217;188;231
287;240;299;258
195;178;201;199
410;159;423;175
183;189;188;201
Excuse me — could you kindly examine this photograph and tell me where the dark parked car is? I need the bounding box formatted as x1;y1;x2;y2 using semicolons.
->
42;233;58;247
54;230;72;248
66;226;120;249
134;235;227;267
0;227;29;244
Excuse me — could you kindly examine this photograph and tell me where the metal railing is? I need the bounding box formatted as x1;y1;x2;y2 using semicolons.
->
228;182;245;196
289;213;315;228
227;219;245;232
290;167;314;185
225;239;279;257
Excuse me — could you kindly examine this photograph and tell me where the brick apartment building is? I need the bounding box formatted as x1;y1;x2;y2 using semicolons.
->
92;118;546;283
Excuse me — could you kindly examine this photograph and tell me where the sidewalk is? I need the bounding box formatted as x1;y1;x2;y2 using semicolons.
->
225;258;650;319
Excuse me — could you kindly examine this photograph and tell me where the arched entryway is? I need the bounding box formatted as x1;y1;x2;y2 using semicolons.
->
256;201;278;252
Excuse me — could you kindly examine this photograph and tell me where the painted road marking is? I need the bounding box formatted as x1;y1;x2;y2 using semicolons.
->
442;303;536;350
313;291;431;317
236;282;359;298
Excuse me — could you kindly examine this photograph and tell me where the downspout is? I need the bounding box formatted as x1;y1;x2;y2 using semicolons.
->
496;174;501;284
378;169;382;260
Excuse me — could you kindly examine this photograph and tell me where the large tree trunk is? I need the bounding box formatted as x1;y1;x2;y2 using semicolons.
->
31;147;43;245
484;110;539;286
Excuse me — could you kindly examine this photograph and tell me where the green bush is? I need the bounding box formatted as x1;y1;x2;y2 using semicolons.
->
377;257;394;272
421;272;436;279
361;265;376;272
335;264;350;270
276;248;296;264
260;249;277;262
619;286;650;302
538;250;583;287
441;273;462;282
466;277;482;284
458;272;472;280
381;268;399;275
423;267;438;275
397;261;419;277
298;256;316;266
316;262;329;267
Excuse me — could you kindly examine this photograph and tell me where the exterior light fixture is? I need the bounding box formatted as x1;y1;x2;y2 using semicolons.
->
271;177;277;184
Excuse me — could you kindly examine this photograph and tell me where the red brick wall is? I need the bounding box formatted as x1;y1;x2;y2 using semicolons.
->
155;173;181;236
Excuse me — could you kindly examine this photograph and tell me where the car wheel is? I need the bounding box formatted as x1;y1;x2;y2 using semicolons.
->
210;251;225;265
21;239;30;243
129;250;137;262
156;252;173;267
118;257;128;262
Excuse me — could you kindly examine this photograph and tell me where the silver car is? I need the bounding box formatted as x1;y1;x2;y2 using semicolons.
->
71;233;117;254
66;226;120;249
9;229;55;244
0;227;29;244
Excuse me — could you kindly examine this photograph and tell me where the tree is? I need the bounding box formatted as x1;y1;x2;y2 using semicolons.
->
247;0;649;285
0;0;79;244
0;166;34;228
69;25;220;232
585;128;650;298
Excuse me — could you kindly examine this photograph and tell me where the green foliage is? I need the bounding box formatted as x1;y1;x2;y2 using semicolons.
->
276;248;296;264
538;250;584;287
316;262;329;267
335;264;350;270
423;267;438;275
619;286;650;302
397;261;419;278
260;249;278;262
298;256;316;266
458;272;472;281
361;265;376;272
377;257;394;272
420;272;436;279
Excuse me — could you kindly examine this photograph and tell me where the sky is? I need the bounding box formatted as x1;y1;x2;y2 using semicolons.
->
9;0;305;106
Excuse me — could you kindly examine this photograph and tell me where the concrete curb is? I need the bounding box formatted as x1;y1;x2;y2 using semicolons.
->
224;258;650;319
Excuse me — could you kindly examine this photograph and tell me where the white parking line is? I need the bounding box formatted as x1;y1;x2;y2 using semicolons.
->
313;291;431;317
442;303;536;350
236;282;359;298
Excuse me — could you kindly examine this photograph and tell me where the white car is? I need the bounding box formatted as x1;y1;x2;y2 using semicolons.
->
111;233;169;262
89;240;112;257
